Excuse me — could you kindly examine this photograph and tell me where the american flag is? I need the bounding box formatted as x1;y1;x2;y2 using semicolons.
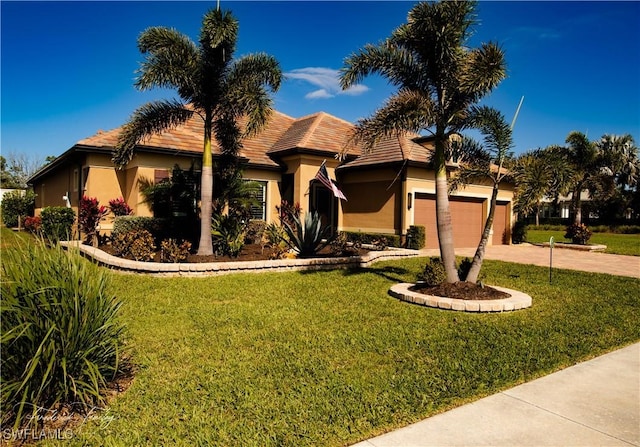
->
315;161;347;201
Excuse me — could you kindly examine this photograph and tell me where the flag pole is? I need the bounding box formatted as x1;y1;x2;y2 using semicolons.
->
510;96;524;130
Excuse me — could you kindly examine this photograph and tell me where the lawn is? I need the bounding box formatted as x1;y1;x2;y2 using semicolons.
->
525;229;640;256
30;248;638;446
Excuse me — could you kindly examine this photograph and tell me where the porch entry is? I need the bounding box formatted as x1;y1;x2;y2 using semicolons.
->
309;180;338;235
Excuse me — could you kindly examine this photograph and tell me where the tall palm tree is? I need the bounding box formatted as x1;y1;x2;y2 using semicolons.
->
449;106;512;283
112;8;282;255
564;131;601;225
340;0;506;282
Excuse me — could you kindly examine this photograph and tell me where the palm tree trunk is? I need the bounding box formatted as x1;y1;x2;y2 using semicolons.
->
434;138;460;283
197;111;214;256
572;185;582;225
466;184;499;283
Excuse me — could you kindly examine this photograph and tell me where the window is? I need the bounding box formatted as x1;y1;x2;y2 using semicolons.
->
245;180;267;220
73;169;79;192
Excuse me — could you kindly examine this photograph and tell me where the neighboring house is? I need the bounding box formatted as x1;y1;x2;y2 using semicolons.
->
28;110;515;248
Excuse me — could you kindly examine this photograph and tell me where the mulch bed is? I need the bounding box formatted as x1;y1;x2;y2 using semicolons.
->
410;281;510;300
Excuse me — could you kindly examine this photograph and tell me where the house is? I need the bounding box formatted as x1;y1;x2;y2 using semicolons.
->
28;110;514;248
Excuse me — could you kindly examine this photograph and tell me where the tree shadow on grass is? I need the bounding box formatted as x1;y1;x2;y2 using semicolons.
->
340;265;410;283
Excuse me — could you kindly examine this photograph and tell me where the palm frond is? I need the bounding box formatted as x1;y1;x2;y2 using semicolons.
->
135;27;200;99
459;42;507;100
200;9;238;62
113;100;193;168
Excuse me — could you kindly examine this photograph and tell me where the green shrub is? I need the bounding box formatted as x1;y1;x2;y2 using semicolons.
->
342;231;402;248
112;229;156;261
40;207;75;242
160;238;192;263
113;216;164;239
406;225;426;249
211;214;245;257
512;220;528;243
261;223;289;259
330;232;362;256
416;257;447;286
1;190;35;228
565;223;592;245
282;211;334;257
245;220;266;245
1;240;127;430
613;225;640;234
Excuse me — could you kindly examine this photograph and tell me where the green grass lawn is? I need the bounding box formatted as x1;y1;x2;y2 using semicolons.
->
30;251;637;446
525;229;640;256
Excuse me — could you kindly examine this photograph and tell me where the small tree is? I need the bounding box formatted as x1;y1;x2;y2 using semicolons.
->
0;190;35;228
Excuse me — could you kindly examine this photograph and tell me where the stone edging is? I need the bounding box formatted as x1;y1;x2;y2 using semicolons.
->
60;241;421;277
388;283;532;312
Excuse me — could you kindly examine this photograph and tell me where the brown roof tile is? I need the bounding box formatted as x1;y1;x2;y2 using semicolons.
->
339;133;434;169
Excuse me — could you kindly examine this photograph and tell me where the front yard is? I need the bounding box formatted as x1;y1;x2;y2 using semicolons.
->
34;251;639;446
525;229;640;256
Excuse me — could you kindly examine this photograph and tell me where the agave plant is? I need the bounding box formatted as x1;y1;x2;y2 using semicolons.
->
281;211;334;258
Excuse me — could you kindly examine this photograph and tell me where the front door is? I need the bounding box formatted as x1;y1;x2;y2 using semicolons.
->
309;180;338;235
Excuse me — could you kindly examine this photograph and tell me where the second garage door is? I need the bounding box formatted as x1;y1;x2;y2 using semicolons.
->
414;194;484;249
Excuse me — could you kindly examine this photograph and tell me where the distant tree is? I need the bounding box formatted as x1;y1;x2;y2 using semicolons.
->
340;0;506;283
0;152;48;189
112;8;282;256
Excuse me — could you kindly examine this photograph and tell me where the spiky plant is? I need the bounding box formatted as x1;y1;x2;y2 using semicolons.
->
281;211;334;258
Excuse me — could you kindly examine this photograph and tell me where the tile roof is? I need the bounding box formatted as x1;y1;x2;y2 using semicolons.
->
75;108;434;169
338;133;434;169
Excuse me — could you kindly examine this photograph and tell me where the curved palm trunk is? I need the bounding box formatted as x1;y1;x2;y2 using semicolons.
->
572;186;583;225
466;184;499;283
197;112;214;256
434;139;460;283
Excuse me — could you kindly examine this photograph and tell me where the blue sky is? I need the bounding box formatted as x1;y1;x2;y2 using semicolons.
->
2;1;639;162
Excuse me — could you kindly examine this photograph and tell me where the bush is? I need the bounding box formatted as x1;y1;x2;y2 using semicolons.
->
1;190;35;228
406;225;425;249
79;196;108;244
108;197;133;217
23;216;42;235
40;207;75;242
1;240;128;430
512;220;528;244
112;216;164;240
416;257;447;286
245;220;266;245
111;229;156;261
565;223;592;245
211;214;246;257
160;238;192;263
330;232;362;256
342;231;402;248
281;211;334;258
261;223;289;259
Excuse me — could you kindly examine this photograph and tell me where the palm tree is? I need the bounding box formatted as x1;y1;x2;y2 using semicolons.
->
564;131;601;225
512;146;572;226
449;106;512;283
112;8;282;255
340;0;506;282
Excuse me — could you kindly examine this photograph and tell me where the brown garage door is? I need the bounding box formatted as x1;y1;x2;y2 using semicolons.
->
492;202;509;245
414;194;484;249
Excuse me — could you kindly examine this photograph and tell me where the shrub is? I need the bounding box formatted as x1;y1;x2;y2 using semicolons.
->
406;225;425;249
108;197;133;217
112;216;164;240
276;200;302;228
565;223;592;245
160;238;192;263
79;196;108;244
0;190;35;228
23;216;42;235
1;239;128;430
341;231;402;248
245;220;266;245
112;229;156;261
512;220;528;244
40;207;75;242
211;214;245;257
416;257;447;286
330;232;362;256
282;211;334;258
261;223;289;259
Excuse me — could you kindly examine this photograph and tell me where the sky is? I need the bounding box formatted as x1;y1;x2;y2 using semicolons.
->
1;1;639;163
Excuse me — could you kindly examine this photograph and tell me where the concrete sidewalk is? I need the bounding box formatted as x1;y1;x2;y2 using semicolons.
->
420;244;640;278
352;343;640;447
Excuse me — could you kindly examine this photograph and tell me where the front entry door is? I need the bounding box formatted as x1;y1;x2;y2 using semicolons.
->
309;181;338;235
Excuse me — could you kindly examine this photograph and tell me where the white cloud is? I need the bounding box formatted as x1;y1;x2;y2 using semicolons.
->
285;67;369;99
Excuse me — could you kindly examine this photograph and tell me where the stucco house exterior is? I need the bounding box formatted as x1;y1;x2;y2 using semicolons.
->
28;110;514;249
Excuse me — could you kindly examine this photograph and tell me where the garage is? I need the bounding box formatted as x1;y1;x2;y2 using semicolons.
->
492;201;509;245
414;193;484;249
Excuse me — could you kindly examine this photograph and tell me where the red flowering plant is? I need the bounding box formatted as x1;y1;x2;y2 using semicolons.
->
79;196;108;245
23;216;42;235
108;197;133;217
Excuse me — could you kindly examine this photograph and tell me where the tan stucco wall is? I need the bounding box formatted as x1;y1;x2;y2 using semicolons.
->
339;168;401;234
243;168;282;224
